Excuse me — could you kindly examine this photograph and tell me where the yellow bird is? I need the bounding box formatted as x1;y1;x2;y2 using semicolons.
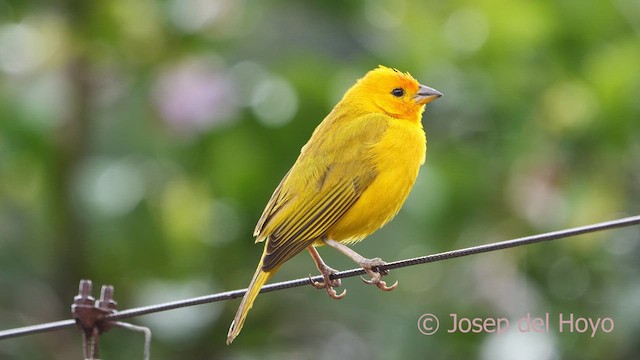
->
227;65;442;344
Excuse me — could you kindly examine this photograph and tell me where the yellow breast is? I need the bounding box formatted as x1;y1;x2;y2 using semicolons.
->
325;118;426;243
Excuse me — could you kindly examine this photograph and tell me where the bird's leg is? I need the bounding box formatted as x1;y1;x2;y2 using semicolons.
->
323;238;398;291
307;246;346;299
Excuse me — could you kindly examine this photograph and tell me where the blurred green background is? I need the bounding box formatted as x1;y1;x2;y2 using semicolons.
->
1;0;639;359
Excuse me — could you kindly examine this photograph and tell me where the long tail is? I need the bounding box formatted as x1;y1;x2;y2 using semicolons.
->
226;255;276;344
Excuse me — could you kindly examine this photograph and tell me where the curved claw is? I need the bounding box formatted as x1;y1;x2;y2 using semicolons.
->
361;275;398;291
309;273;346;300
327;287;347;299
309;274;326;289
378;280;398;291
358;258;398;292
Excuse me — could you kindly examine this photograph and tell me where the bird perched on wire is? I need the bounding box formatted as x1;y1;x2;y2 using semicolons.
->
227;65;442;344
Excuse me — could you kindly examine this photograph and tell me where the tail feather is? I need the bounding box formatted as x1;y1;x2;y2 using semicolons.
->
226;258;275;344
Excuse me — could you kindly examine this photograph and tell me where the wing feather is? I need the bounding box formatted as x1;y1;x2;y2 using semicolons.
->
255;113;389;272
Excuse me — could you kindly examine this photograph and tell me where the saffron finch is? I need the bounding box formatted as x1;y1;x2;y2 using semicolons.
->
227;65;442;344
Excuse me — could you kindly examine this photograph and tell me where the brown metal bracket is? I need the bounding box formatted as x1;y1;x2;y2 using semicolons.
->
71;280;117;359
71;280;151;360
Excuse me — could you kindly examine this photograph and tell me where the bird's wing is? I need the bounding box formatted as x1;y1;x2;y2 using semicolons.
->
255;113;389;272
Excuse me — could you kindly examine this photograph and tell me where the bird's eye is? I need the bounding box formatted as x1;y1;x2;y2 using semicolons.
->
391;88;405;97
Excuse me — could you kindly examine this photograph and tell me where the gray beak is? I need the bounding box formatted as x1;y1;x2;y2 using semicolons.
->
413;84;443;105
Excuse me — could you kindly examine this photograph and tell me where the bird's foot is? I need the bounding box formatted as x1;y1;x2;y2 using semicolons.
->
358;257;398;291
309;264;346;300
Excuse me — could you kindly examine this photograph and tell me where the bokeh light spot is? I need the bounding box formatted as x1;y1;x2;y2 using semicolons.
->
541;81;598;133
168;0;224;32
76;157;145;218
444;8;490;54
251;75;298;127
0;23;47;74
152;57;239;135
481;328;557;360
547;257;591;300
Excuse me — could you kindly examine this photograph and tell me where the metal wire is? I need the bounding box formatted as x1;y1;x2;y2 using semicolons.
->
0;214;639;341
0;320;76;340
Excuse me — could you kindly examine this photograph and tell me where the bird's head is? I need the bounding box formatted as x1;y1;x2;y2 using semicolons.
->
343;65;442;121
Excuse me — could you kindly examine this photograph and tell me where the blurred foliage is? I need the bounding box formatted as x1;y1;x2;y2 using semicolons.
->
1;0;639;359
